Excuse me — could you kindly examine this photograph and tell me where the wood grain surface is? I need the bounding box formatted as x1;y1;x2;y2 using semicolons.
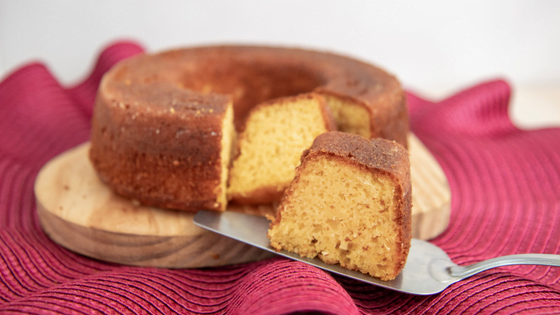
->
35;134;450;268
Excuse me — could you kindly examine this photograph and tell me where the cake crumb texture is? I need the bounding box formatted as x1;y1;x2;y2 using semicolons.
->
228;93;335;204
321;94;370;138
268;131;411;281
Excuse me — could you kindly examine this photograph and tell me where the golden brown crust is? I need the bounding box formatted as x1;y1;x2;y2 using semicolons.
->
90;77;230;211
377;91;409;148
300;131;410;183
310;132;411;273
102;46;407;144
270;131;411;278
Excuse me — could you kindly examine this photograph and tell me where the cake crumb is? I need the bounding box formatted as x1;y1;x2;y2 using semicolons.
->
170;108;175;114
173;160;179;166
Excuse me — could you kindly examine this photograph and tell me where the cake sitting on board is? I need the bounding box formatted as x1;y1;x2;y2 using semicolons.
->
268;131;412;281
227;93;336;204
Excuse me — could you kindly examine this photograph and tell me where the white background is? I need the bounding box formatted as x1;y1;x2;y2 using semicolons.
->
1;0;559;128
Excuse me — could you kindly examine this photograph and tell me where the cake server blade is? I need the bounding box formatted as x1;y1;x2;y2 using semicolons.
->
193;210;560;295
193;210;452;295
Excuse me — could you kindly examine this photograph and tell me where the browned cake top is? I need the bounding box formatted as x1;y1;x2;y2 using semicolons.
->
302;131;410;185
100;45;403;130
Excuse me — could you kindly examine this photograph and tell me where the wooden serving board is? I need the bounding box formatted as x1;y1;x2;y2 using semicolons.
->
35;134;450;268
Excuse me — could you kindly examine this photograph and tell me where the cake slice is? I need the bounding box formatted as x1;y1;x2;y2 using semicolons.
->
268;131;411;281
227;93;336;204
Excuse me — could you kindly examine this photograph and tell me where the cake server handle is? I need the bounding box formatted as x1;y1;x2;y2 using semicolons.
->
449;254;560;279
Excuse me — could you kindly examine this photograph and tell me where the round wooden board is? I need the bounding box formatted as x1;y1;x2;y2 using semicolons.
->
35;134;450;268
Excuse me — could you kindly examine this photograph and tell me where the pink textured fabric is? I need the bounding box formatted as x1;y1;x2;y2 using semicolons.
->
1;42;559;314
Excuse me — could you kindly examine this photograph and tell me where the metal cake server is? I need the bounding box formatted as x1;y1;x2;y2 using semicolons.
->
193;210;560;295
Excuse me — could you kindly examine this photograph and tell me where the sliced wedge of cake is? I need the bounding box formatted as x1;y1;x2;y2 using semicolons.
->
268;131;411;281
227;93;336;204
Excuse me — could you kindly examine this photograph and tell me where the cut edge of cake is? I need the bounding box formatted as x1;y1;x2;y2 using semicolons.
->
214;102;236;210
268;131;411;281
227;93;337;205
320;94;371;138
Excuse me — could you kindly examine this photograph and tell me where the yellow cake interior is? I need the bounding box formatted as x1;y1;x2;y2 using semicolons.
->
214;103;236;210
228;96;330;201
322;94;370;138
268;155;402;281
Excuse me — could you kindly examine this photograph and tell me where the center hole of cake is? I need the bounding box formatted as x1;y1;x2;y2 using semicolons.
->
180;61;325;130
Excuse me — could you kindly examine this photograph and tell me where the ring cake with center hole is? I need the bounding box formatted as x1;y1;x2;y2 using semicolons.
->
89;46;409;212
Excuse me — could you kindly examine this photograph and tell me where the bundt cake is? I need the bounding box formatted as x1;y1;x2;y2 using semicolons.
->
268;131;412;281
227;93;336;204
90;81;235;211
90;45;408;211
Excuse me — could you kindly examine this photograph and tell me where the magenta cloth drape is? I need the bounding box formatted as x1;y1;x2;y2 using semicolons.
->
1;42;559;314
